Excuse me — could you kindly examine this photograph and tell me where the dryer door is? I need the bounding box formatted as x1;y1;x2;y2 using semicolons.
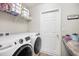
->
13;44;32;56
34;37;41;54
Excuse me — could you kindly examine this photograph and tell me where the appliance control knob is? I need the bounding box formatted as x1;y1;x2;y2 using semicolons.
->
0;45;2;47
25;36;30;41
14;42;17;45
19;39;23;44
5;33;9;36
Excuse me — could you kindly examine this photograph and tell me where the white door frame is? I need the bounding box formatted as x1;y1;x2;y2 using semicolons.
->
40;8;62;56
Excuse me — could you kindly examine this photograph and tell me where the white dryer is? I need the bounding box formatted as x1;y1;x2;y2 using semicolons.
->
0;33;32;56
30;33;42;56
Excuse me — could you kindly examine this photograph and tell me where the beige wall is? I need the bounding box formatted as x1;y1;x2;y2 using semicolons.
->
28;5;41;32
29;3;79;35
0;11;28;33
61;3;79;35
28;3;79;56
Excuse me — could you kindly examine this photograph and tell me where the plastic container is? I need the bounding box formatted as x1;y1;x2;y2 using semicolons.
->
63;35;72;42
71;33;79;41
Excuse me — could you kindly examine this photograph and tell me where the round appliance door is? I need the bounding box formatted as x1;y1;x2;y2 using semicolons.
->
13;44;32;56
34;37;41;54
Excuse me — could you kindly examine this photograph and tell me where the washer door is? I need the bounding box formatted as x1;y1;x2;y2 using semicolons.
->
13;44;32;56
34;37;41;54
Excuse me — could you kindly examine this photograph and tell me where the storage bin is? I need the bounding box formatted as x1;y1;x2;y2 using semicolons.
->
63;35;72;42
71;33;79;41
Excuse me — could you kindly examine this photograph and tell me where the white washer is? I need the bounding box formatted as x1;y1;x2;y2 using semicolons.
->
0;33;32;56
30;33;42;56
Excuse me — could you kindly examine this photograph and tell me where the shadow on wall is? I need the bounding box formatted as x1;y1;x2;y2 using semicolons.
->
0;11;28;32
0;11;28;24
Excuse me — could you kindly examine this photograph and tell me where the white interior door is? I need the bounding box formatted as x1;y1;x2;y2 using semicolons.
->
40;9;61;56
